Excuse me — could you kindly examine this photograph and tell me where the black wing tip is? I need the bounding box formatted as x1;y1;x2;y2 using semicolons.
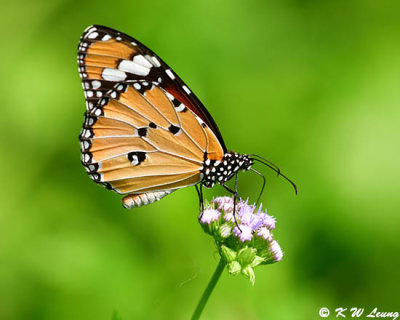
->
83;24;114;33
82;24;133;38
80;24;144;49
81;25;121;41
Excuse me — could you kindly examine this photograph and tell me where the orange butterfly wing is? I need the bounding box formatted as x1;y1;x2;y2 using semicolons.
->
78;29;226;208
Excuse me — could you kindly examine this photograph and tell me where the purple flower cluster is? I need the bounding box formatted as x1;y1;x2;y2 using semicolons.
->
199;196;283;271
230;200;276;244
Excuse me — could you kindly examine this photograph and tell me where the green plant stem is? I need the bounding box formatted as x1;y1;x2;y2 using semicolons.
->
191;259;226;320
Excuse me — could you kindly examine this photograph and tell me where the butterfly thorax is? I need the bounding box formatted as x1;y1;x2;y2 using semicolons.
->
201;151;253;188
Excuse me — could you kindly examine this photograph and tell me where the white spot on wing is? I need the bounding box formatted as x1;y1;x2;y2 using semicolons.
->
182;85;191;94
102;68;127;81
85;26;97;34
175;104;185;112
102;34;112;41
87;32;99;39
146;55;161;67
130;155;139;165
166;69;175;79
92;80;101;89
165;92;175;100
118;60;150;76
133;55;153;69
196;116;204;125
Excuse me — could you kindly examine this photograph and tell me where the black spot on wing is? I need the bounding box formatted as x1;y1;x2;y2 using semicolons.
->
168;125;180;135
127;151;147;166
171;98;181;108
137;127;148;137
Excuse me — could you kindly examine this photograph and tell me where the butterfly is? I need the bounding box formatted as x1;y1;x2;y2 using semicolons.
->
78;25;296;209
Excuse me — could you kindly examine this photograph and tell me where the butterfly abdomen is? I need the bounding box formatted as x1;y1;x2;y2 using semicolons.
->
122;191;173;208
201;152;253;188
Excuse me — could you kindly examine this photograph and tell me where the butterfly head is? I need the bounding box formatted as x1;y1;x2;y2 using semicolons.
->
201;151;253;188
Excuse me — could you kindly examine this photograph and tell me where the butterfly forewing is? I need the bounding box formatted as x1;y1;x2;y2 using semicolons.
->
78;25;226;151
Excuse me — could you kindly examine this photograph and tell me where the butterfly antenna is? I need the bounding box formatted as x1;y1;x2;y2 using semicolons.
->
249;154;281;176
251;157;298;195
249;168;266;206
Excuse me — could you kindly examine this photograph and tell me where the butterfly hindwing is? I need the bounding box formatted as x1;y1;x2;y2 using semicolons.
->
80;80;224;195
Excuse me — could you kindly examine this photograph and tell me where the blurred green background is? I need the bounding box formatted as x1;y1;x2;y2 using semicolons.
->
1;0;399;319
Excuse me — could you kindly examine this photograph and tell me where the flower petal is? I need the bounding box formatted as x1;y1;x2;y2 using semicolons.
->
233;225;253;242
200;208;220;224
270;240;283;262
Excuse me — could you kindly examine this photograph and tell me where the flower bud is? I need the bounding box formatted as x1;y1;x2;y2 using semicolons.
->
218;223;233;238
227;261;241;275
220;245;237;262
250;255;265;268
242;265;256;285
238;247;257;266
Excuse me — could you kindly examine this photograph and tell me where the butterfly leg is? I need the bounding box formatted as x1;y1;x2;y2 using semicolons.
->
250;167;266;206
222;173;241;231
195;184;204;217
